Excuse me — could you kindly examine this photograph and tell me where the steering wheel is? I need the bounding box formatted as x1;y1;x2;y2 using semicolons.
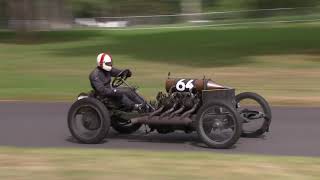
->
112;69;130;88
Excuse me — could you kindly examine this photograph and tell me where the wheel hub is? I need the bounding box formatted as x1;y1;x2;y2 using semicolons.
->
212;119;224;129
82;111;100;131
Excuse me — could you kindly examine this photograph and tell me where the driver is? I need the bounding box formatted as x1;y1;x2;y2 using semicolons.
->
89;53;144;111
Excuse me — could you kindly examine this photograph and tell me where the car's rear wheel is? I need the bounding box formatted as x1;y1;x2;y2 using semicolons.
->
236;92;272;138
196;101;242;149
68;98;110;144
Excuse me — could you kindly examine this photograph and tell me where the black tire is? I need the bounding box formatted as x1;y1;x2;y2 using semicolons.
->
68;98;111;144
111;116;142;134
236;92;272;138
196;101;242;149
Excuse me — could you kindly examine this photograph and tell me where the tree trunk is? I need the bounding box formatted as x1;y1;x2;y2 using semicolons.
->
180;0;202;21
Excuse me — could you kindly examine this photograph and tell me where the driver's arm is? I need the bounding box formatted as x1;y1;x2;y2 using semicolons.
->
90;75;116;97
110;67;122;77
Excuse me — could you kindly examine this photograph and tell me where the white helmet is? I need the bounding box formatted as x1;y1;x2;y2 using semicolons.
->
97;53;112;71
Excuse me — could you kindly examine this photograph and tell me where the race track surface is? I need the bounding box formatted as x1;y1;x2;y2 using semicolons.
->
0;102;319;157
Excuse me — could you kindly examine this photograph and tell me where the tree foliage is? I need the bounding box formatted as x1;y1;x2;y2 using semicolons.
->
0;0;7;18
68;0;181;17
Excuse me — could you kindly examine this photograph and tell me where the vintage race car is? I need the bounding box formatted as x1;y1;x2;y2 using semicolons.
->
68;71;272;149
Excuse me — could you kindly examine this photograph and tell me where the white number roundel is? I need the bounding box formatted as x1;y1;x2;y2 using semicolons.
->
176;79;186;91
176;79;194;92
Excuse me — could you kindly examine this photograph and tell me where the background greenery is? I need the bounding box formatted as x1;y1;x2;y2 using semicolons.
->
209;0;319;10
68;0;181;17
0;0;320;105
0;23;319;105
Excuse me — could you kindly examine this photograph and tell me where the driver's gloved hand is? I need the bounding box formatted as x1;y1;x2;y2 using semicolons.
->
126;69;132;77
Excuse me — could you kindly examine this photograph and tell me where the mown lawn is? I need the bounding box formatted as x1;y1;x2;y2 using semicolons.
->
0;24;320;105
0;147;319;180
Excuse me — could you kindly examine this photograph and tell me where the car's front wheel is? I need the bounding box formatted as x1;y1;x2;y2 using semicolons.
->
236;92;272;138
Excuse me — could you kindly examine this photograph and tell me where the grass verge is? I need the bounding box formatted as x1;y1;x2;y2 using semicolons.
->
0;147;319;180
0;23;320;105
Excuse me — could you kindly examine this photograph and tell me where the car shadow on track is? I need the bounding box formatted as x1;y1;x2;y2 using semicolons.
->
65;129;238;150
66;137;108;144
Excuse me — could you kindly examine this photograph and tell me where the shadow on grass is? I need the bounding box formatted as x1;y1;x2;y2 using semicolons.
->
0;30;104;44
2;26;320;67
52;27;320;67
55;29;261;67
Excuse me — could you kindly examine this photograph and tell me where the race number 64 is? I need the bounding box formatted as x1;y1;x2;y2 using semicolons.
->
176;79;194;91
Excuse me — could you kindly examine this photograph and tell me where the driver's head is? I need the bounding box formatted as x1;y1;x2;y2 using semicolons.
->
97;53;112;71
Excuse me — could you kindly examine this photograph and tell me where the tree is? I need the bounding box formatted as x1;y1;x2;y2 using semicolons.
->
6;0;71;31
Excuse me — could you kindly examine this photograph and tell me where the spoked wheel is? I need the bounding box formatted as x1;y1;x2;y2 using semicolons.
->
111;116;142;134
68;98;111;144
236;92;272;138
196;102;242;149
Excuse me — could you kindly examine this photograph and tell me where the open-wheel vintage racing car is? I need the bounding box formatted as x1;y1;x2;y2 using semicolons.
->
68;70;272;149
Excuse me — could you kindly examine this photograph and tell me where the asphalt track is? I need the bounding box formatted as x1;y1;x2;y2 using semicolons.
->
0;102;319;157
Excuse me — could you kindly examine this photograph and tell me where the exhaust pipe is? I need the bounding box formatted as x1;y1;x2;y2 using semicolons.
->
180;102;199;119
131;116;192;126
168;106;185;118
160;103;177;118
149;106;164;117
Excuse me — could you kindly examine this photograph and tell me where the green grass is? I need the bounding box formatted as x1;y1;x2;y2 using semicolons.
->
0;24;320;105
0;147;319;180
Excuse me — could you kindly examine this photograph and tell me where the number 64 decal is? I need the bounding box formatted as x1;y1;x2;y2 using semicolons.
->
176;79;194;91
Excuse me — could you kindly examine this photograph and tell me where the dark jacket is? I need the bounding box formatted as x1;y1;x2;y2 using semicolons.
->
89;67;122;96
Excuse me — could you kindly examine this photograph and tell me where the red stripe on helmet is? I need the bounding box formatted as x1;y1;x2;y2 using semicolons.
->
99;53;106;67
